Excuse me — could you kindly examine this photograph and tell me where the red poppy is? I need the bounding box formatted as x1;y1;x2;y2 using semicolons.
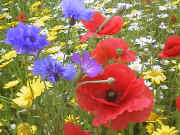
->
63;122;91;135
170;16;176;23
80;12;123;43
158;36;180;58
16;12;27;23
91;38;136;65
76;63;153;130
176;97;180;112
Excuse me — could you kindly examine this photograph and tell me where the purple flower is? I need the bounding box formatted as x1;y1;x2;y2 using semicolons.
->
5;22;50;55
61;0;93;21
72;51;103;77
32;57;76;84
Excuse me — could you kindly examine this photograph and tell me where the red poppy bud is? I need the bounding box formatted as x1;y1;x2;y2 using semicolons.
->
170;16;176;23
158;35;180;58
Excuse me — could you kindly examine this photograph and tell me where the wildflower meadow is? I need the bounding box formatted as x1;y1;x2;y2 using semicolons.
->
0;0;180;134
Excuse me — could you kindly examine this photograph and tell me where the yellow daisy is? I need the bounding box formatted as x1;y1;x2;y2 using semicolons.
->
30;1;41;13
0;25;7;30
8;21;18;27
152;125;178;135
123;20;131;28
64;114;80;124
146;123;155;134
1;1;13;6
146;112;167;122
143;70;166;84
47;31;57;41
75;44;88;51
39;16;51;22
0;122;2;133
0;104;3;110
45;46;60;54
13;77;49;108
3;80;20;89
51;25;65;31
17;122;37;135
1;50;16;60
171;0;180;6
0;60;12;68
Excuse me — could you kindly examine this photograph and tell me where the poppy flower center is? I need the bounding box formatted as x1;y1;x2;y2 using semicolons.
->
105;89;118;102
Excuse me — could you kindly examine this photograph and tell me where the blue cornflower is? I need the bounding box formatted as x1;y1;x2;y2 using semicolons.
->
61;0;93;21
72;51;103;77
32;57;76;84
5;22;50;56
62;63;77;80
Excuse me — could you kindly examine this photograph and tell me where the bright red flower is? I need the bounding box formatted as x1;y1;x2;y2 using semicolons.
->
63;122;91;135
76;63;153;130
176;97;180;112
158;36;180;58
16;12;27;23
80;12;123;43
91;38;136;65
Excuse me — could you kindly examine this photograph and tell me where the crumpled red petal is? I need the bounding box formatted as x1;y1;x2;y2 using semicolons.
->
80;12;123;42
91;38;136;64
81;12;105;32
98;16;123;36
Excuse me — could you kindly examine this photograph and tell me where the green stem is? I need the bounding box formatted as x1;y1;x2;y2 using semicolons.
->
121;130;126;135
101;126;108;135
175;110;180;132
139;123;144;135
128;123;134;135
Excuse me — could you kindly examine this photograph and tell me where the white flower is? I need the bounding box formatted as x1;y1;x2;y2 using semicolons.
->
159;22;168;29
128;57;143;72
157;14;168;18
128;22;140;31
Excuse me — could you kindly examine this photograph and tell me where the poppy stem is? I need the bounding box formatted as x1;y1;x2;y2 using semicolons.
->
128;123;134;135
77;77;115;87
175;110;180;132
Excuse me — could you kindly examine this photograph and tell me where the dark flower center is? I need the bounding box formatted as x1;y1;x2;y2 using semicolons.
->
24;35;36;42
69;16;76;26
105;89;118;102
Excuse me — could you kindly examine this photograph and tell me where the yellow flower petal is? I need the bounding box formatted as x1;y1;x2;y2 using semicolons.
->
1;50;16;60
3;80;20;89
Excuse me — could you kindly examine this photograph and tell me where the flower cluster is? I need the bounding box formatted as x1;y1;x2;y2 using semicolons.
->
3;0;180;134
32;57;76;84
5;22;50;55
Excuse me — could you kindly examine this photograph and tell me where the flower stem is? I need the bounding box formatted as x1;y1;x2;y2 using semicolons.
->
175;110;180;132
77;77;115;87
128;123;134;135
